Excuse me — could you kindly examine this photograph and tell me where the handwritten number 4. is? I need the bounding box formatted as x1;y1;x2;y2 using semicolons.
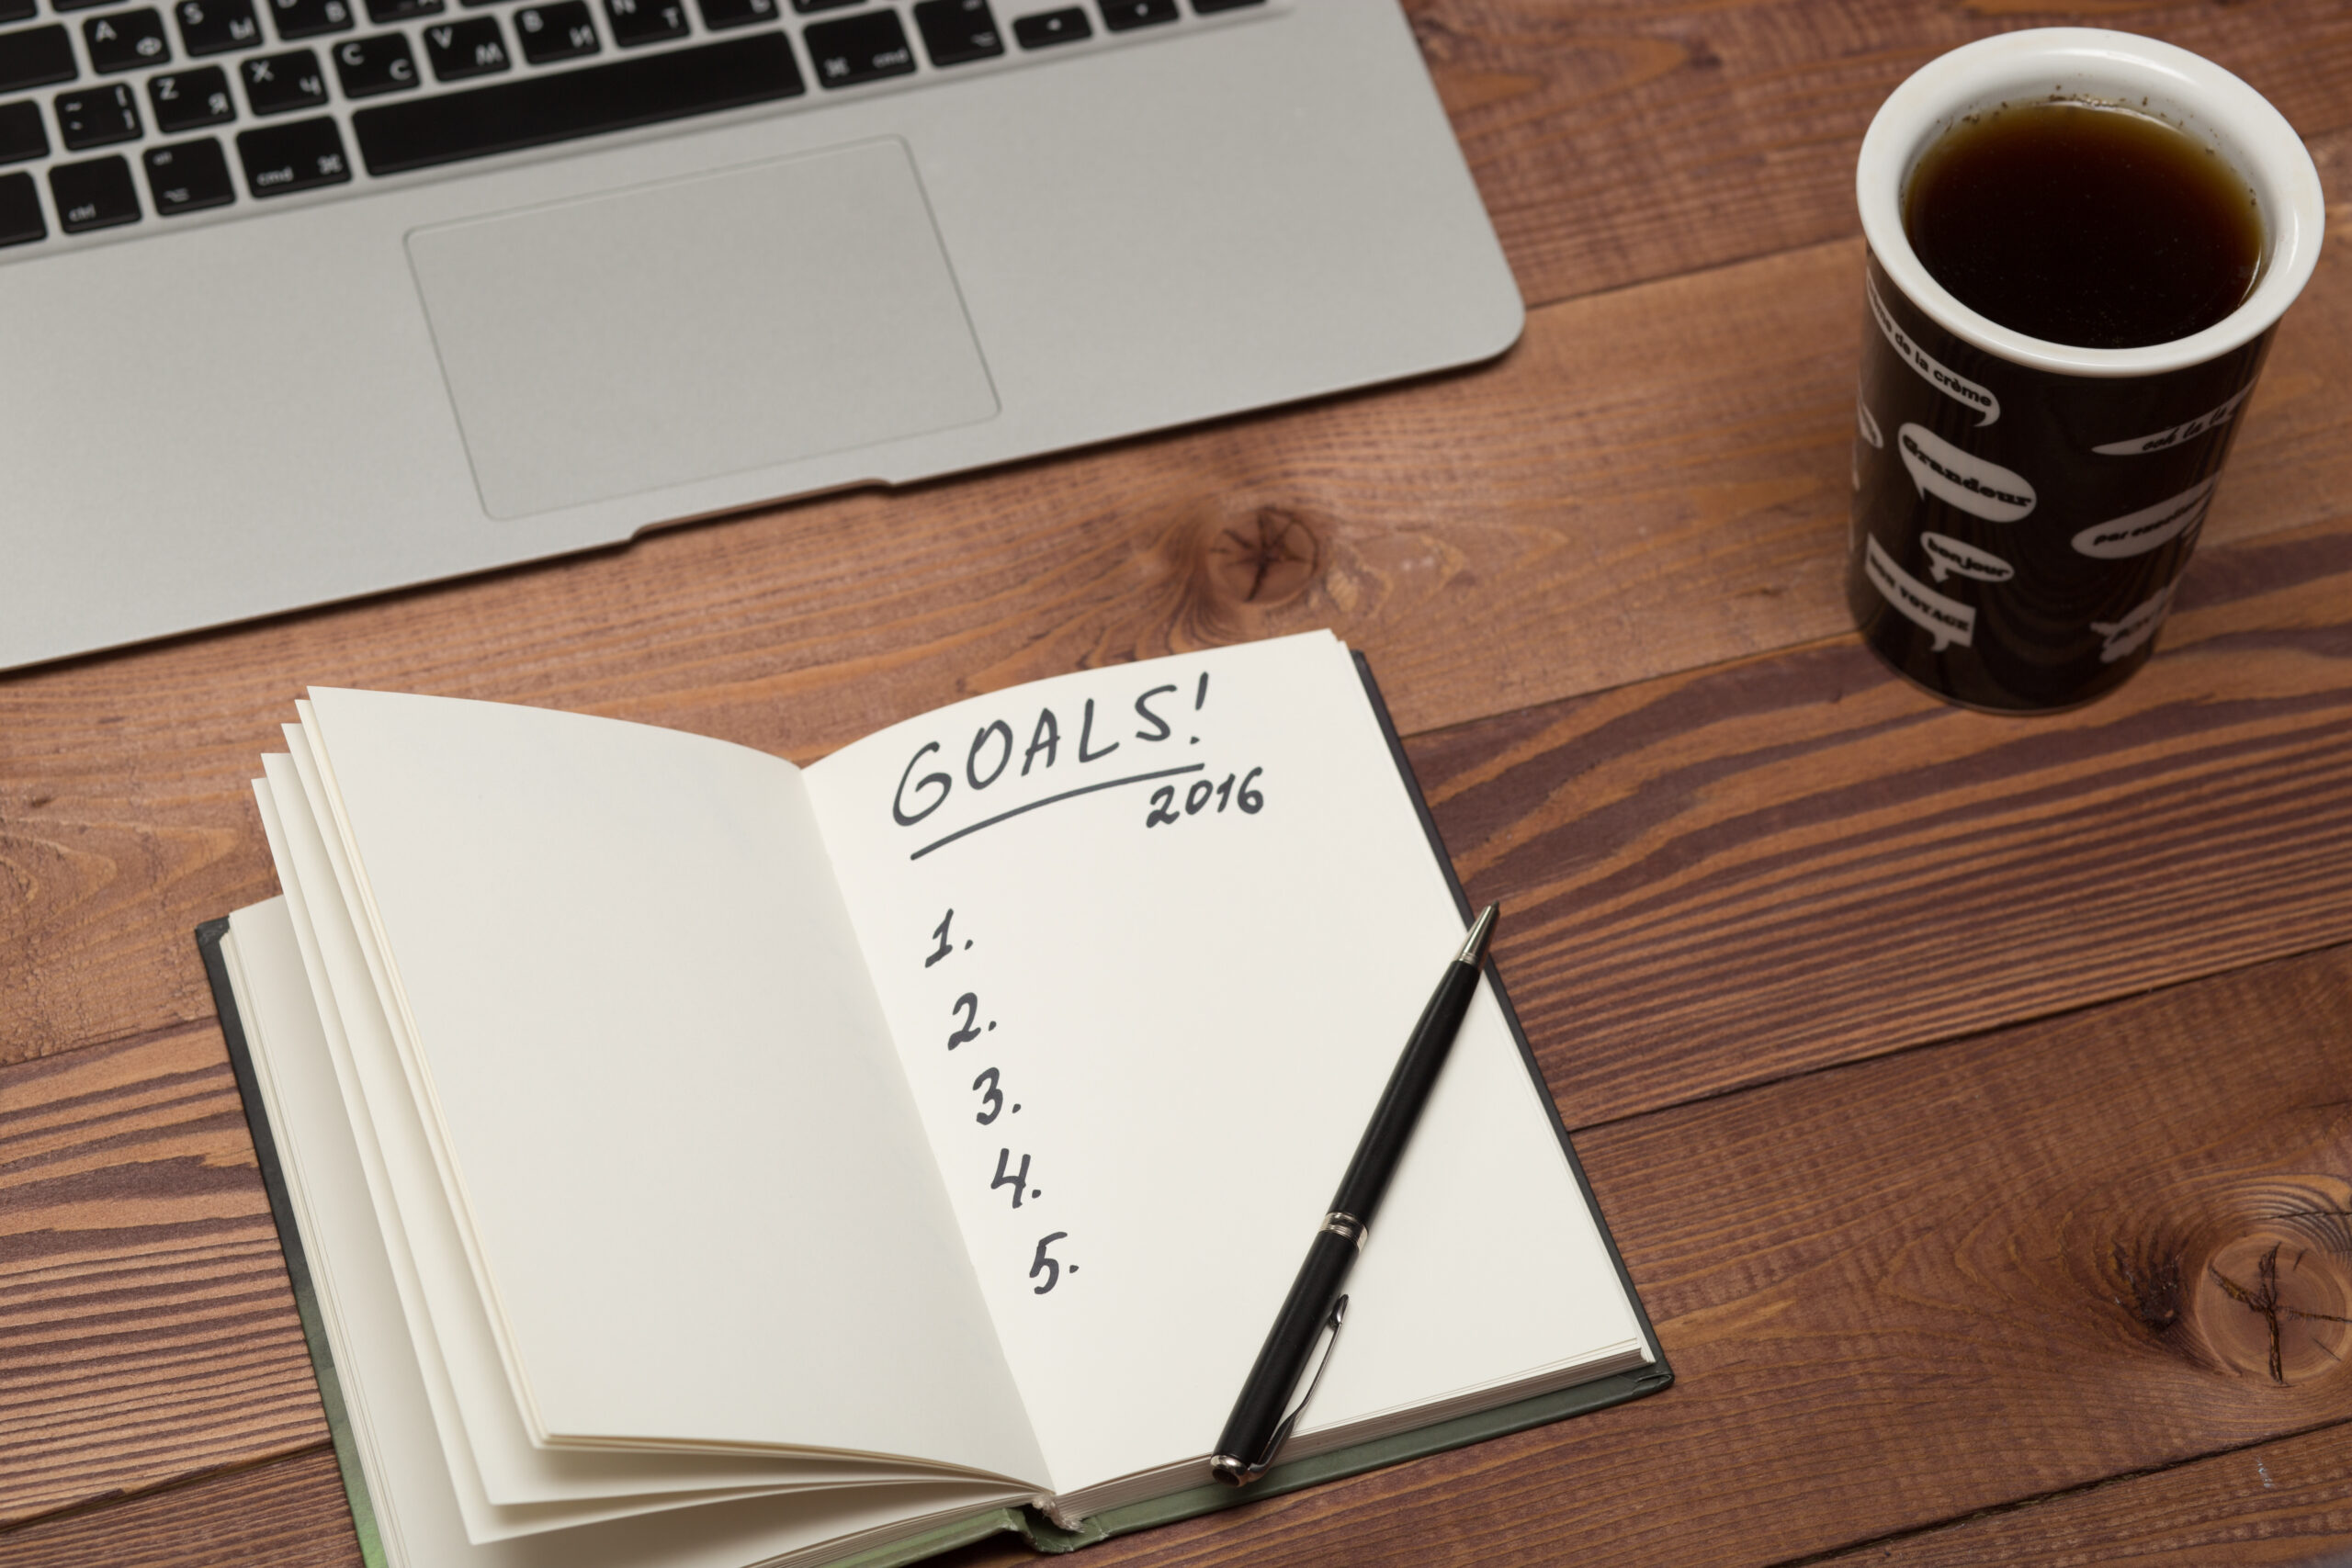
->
992;1148;1031;1208
1030;1231;1068;1295
947;993;982;1051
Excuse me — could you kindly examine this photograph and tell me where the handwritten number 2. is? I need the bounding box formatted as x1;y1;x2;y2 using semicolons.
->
992;1148;1031;1208
972;1067;1004;1125
926;909;954;967
1144;785;1179;827
947;993;983;1051
1030;1232;1068;1295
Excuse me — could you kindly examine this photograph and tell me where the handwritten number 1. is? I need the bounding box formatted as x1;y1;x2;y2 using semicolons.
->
926;909;954;967
1030;1232;1068;1295
972;1067;1004;1124
947;993;983;1051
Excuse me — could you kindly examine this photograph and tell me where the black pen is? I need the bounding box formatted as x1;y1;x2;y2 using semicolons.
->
1209;903;1499;1485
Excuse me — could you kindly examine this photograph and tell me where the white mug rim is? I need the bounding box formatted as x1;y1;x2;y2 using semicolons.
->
1858;28;2326;378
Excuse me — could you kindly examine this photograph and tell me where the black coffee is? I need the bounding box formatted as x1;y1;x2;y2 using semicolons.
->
1904;101;2262;349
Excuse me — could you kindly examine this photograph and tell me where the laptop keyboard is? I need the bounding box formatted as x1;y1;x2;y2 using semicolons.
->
0;0;1263;250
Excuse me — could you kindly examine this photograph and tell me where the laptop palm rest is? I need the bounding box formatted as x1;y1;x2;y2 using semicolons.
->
406;138;999;521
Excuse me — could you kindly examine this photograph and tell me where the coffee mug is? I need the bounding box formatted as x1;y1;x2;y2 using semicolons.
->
1849;29;2325;712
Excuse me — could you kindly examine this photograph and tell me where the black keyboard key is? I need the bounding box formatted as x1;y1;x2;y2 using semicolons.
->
55;80;139;146
176;0;261;52
0;96;43;161
0;25;76;93
0;0;32;24
85;7;172;69
334;30;413;93
598;0;680;48
1098;0;1170;28
792;0;857;11
1011;7;1083;46
236;111;345;191
366;0;439;18
50;152;139;229
355;29;798;173
151;62;233;127
514;0;594;62
241;46;324;109
0;166;40;242
805;10;910;85
267;0;352;39
144;133;233;210
423;15;505;76
51;0;117;11
1191;0;1259;9
913;0;996;63
692;0;771;31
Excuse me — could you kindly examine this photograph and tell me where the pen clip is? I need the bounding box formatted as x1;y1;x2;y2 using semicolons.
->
1232;1292;1348;1484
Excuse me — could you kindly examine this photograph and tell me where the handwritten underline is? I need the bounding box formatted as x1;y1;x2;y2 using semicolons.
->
909;763;1206;861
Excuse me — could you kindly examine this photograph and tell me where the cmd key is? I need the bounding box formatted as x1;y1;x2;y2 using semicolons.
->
237;112;347;192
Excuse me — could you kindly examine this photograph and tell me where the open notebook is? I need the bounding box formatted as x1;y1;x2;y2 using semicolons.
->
199;631;1668;1568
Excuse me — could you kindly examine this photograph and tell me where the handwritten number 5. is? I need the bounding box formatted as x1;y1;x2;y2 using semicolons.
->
947;993;982;1051
972;1067;1004;1124
1030;1232;1068;1294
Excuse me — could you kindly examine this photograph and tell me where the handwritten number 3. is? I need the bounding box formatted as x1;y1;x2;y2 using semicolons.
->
947;993;982;1051
1031;1232;1068;1295
972;1066;1003;1124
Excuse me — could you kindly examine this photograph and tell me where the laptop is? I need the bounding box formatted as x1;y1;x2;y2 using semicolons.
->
0;0;1522;671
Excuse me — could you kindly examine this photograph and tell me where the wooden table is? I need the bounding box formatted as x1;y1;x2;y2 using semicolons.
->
8;2;2352;1562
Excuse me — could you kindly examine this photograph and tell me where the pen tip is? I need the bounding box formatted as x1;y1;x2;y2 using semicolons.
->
1458;904;1498;966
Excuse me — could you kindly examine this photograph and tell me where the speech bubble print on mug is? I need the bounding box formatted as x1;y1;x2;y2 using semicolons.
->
2092;585;2175;663
2072;476;2217;558
1870;273;2000;425
1897;423;2036;523
1865;536;1976;651
2093;384;2255;456
1919;531;2015;583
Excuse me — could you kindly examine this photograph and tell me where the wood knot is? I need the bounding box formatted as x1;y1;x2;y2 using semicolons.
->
2185;1177;2352;1384
1204;508;1321;609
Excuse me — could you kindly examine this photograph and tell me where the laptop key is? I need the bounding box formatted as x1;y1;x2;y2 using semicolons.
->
514;0;596;61
0;0;30;24
151;63;235;128
424;16;506;76
354;30;799;174
243;47;326;109
236;111;345;191
791;0;859;11
55;81;141;146
176;0;262;52
693;0;773;32
0;25;77;93
0;166;40;243
600;0;682;49
1012;7;1084;46
0;96;44;162
267;0;353;39
804;10;910;85
50;152;140;230
912;0;997;64
144;134;234;210
367;0;441;18
85;9;172;71
1190;0;1259;9
334;30;414;93
1098;0;1172;28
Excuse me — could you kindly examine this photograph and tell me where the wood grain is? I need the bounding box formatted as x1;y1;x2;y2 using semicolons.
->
1410;0;2352;309
0;1446;358;1568
19;941;2349;1567
0;1025;325;1526
1412;505;2352;1127
6;186;2349;1068
1841;1420;2352;1564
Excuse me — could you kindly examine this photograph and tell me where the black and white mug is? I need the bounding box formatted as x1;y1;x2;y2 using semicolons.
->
1849;29;2325;712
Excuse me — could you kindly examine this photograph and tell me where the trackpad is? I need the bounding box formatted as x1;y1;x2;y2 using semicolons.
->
407;139;998;520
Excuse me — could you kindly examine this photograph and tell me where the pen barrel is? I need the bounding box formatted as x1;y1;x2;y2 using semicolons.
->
1213;1226;1359;1470
1331;959;1483;1223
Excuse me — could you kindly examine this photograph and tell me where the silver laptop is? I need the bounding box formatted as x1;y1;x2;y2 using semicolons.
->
0;0;1521;671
